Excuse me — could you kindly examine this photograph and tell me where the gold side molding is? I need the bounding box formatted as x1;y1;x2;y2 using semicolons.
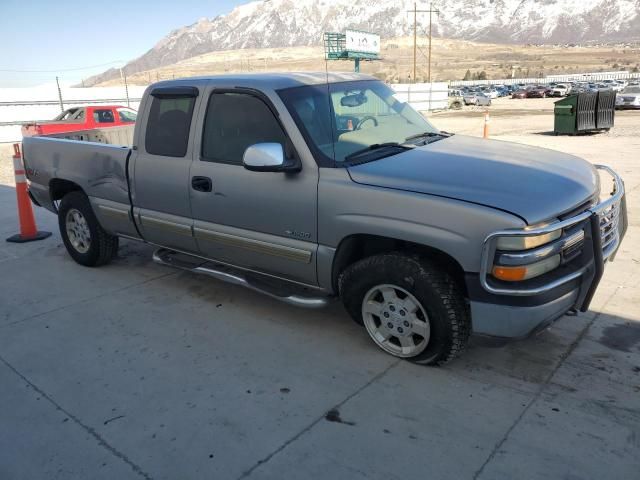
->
98;204;130;220
141;216;193;237
194;228;312;264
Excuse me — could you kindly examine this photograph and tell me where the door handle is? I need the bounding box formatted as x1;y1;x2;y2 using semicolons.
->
192;176;212;192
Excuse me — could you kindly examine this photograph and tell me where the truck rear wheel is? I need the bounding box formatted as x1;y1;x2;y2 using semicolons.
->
58;191;118;267
339;253;471;365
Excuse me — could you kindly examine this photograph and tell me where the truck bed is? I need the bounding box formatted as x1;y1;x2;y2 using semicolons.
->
23;135;132;216
44;124;135;146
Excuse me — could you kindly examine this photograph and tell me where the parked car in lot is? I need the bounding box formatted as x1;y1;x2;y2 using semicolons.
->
603;80;626;92
616;86;640;109
586;83;612;93
483;88;500;99
463;92;492;106
511;89;528;99
571;83;589;94
21;105;137;137
22;73;627;365
526;86;549;98
550;84;571;97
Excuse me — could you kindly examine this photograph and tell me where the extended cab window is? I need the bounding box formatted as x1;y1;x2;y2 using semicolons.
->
201;92;287;165
93;109;115;123
145;96;196;157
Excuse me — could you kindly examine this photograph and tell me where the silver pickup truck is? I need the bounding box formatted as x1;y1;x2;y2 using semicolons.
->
22;73;627;365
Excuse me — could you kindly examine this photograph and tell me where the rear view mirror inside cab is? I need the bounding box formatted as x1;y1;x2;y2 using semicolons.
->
340;93;368;107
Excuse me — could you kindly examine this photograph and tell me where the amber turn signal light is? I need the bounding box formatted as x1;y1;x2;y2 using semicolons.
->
492;265;528;282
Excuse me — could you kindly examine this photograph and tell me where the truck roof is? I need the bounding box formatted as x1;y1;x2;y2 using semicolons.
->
149;72;378;91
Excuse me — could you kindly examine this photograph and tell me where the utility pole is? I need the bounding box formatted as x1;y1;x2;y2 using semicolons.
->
413;3;417;83
427;3;440;83
407;3;440;83
120;68;130;107
55;76;64;113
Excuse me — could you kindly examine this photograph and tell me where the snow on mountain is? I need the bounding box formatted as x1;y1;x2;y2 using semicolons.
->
86;0;640;85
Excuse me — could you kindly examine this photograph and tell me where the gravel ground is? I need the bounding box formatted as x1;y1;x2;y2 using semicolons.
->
0;143;15;186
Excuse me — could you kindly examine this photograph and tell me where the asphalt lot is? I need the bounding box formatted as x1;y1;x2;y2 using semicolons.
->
1;100;639;479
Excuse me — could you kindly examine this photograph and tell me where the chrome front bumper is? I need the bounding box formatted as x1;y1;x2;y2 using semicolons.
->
471;165;627;338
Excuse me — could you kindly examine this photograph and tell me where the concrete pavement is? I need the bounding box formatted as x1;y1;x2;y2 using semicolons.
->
1;127;639;479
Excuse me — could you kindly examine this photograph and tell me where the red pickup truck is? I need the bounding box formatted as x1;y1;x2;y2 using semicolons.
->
22;105;137;137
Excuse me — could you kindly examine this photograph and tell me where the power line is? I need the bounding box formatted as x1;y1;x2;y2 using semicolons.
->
0;60;126;73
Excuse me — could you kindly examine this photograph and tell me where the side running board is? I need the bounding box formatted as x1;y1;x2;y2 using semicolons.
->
152;248;333;309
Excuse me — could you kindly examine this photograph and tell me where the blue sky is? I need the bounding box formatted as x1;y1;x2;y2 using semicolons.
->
0;0;242;87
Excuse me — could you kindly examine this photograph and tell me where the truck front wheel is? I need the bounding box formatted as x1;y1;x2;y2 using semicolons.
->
58;191;118;267
339;253;471;365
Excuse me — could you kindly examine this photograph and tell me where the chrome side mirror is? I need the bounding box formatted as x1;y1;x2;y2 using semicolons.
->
242;143;300;173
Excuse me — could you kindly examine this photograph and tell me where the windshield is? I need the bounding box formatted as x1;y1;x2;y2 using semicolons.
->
278;80;439;165
54;108;81;121
117;107;138;122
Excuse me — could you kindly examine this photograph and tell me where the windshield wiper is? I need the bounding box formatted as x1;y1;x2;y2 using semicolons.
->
405;131;452;143
344;142;414;163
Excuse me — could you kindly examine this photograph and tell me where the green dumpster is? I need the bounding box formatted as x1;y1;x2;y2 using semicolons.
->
554;95;577;134
554;92;614;135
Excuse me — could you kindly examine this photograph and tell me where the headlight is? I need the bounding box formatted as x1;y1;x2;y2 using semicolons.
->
490;223;568;282
495;229;562;251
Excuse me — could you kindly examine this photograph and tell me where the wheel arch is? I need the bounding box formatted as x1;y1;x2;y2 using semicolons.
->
331;233;468;297
49;178;85;210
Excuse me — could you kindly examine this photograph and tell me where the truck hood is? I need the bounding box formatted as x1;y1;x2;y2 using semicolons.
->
347;135;599;225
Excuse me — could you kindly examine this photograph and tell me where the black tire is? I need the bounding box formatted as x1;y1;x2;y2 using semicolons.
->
58;191;118;267
339;253;471;365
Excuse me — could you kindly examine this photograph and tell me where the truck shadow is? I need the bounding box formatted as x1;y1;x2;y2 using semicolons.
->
533;130;606;136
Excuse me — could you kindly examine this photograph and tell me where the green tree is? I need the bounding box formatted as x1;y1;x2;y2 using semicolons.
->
477;70;487;80
463;69;472;81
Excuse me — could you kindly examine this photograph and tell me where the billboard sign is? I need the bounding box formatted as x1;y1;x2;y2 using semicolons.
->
345;30;380;55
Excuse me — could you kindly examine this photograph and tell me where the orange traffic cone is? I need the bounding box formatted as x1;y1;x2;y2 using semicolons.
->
483;111;490;139
347;119;354;131
6;143;51;243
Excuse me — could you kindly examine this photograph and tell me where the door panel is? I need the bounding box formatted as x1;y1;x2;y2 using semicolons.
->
133;154;197;252
190;161;318;284
130;90;199;253
189;90;318;284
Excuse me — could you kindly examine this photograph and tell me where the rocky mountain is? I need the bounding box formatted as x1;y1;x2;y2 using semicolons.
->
86;0;640;85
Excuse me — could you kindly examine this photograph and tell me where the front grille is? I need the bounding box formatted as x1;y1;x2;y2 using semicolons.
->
599;201;621;259
560;226;586;264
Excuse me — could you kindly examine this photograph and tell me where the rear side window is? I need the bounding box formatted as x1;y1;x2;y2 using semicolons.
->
93;109;115;123
72;109;85;121
145;96;196;157
201;92;287;165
